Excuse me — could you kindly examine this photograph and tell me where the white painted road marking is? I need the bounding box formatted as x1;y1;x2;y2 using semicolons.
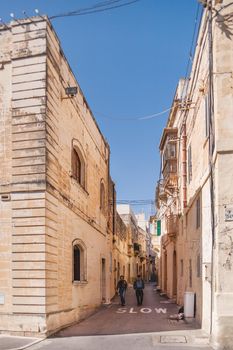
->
116;307;167;314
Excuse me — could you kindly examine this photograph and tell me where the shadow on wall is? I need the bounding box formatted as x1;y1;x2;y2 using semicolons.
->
215;3;233;39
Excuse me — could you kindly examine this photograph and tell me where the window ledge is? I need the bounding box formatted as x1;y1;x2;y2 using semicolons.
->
71;177;89;196
73;280;88;286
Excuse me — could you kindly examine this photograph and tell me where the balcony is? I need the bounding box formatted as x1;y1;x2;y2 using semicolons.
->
133;243;141;256
156;180;167;208
160;127;178;191
166;214;178;237
128;244;133;256
162;158;178;189
139;251;146;262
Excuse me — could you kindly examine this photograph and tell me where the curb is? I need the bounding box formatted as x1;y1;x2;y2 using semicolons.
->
0;337;46;350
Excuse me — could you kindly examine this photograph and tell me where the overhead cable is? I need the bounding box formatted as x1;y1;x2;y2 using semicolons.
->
68;97;172;122
180;2;202;102
50;0;141;20
95;106;173;121
115;199;155;205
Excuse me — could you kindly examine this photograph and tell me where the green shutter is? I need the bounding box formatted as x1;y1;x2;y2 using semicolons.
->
157;220;161;236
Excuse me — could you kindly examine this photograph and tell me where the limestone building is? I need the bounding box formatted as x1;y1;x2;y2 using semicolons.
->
148;216;160;283
0;16;112;336
117;205;147;281
156;1;233;348
108;182;134;295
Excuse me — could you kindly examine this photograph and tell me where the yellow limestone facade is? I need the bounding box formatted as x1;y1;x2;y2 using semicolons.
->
156;1;233;348
107;185;148;296
116;205;148;282
0;17;112;336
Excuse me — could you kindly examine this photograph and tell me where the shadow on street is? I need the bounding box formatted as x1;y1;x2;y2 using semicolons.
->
53;283;200;337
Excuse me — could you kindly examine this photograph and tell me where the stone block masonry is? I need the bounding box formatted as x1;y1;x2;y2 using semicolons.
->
0;16;111;336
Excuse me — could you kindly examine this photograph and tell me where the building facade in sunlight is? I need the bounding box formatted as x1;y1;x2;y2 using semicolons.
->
148;216;160;282
0;16;150;336
0;16;112;336
116;205;147;282
107;189;149;296
156;1;233;349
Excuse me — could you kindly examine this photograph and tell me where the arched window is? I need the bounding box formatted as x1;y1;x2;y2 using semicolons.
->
100;181;105;212
73;240;87;282
74;245;81;281
72;149;81;183
71;146;85;188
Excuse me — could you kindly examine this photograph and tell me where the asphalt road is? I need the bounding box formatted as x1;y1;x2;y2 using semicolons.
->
55;283;199;337
0;284;213;350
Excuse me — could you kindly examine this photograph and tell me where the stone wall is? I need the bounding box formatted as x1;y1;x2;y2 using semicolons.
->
0;17;111;336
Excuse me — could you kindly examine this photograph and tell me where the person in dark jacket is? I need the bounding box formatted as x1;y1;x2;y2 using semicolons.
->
133;275;145;306
117;275;127;306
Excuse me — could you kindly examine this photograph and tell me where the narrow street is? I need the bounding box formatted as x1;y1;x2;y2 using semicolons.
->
0;284;213;350
56;283;198;336
1;1;233;349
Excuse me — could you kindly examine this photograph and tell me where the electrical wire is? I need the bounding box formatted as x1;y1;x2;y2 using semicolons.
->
50;0;141;20
116;200;155;204
156;3;203;200
95;106;173;121
50;0;172;123
64;87;172;122
110;199;155;206
180;3;203;102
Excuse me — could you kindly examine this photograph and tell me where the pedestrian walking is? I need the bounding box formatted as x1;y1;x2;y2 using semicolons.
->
133;274;144;306
116;275;127;306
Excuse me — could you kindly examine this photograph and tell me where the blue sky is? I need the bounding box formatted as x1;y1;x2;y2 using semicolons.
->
1;0;198;214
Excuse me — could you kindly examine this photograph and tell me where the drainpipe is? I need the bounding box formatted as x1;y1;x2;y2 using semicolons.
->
182;124;187;209
112;183;116;237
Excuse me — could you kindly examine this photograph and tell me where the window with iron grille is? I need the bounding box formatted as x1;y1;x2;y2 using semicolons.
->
74;245;81;281
71;147;85;188
73;241;87;282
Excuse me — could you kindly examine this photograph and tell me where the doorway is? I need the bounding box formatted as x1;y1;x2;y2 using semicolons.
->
173;250;177;297
128;263;131;282
101;258;106;302
164;252;167;292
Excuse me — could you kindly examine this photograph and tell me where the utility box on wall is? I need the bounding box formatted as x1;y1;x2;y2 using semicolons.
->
184;291;195;318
